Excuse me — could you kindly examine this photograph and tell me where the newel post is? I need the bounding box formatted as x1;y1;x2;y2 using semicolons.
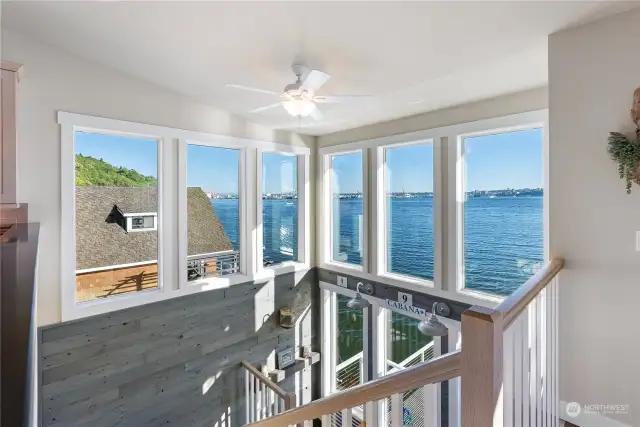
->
461;306;504;427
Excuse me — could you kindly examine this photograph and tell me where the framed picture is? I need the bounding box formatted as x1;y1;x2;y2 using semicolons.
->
277;347;295;369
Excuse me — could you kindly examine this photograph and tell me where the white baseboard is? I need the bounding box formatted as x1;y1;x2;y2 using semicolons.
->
560;401;632;427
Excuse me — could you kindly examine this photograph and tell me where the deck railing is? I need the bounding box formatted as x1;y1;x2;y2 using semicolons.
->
246;258;564;427
186;250;240;280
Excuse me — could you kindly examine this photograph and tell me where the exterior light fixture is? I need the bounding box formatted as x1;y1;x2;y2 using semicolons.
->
418;302;450;336
347;282;374;309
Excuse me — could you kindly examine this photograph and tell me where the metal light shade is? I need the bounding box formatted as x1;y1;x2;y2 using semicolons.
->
418;302;449;336
418;314;448;336
347;292;369;309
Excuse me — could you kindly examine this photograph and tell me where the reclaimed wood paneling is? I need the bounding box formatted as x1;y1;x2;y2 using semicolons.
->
38;269;318;427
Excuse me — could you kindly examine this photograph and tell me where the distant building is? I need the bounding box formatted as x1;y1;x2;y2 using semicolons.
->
75;186;233;301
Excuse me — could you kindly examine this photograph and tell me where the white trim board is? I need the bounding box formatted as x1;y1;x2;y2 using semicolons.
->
560;401;632;427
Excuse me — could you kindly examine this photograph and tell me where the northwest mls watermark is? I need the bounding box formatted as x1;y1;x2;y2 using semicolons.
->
566;402;630;418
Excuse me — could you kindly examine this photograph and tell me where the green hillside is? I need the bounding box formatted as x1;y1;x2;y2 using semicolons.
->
75;154;157;187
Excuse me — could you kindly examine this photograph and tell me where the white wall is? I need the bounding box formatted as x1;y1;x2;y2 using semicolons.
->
2;30;315;326
550;9;640;427
317;87;548;147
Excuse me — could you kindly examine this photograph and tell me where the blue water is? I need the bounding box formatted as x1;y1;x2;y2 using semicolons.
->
213;197;543;296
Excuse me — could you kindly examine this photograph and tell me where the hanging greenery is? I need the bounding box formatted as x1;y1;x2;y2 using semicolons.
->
608;88;640;194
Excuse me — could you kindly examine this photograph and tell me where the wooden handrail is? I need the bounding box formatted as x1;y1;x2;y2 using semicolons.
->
241;360;291;400
496;258;564;329
247;350;462;427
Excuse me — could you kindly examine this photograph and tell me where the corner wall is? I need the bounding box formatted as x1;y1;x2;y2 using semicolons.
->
1;30;315;325
549;8;640;427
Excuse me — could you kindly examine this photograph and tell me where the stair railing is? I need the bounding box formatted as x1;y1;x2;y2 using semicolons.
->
246;258;564;427
242;360;296;424
461;258;564;427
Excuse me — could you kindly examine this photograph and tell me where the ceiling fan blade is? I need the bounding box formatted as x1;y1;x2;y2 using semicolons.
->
314;95;372;103
225;84;280;96
309;104;324;121
300;70;331;91
249;103;283;113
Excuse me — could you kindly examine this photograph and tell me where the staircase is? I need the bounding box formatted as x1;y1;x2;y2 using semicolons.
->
243;258;564;427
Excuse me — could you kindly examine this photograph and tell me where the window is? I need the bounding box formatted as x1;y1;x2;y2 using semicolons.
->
330;152;364;266
129;215;156;231
461;128;544;296
383;143;434;281
61;112;310;320
186;144;241;283
261;152;298;266
74;131;160;302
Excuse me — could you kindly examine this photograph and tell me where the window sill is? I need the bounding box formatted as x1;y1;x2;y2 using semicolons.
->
183;273;253;293
321;261;364;273
455;288;505;305
377;272;434;288
255;262;311;282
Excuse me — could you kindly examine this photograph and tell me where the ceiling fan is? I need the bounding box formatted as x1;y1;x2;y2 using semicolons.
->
225;64;372;120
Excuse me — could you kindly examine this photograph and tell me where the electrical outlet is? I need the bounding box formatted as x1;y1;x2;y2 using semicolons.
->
337;276;347;288
636;231;640;251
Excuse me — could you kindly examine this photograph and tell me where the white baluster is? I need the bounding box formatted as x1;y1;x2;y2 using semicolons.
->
261;383;267;419
266;388;272;417
514;316;523;427
530;299;538;427
390;393;403;427
423;382;439;427
504;323;515;427
551;278;560;427
536;295;543;427
245;370;250;424
342;408;353;427
321;414;330;426
522;307;530;427
255;378;261;421
249;374;255;423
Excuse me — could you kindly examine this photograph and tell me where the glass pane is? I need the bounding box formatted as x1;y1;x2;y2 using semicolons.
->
262;153;298;266
331;153;363;265
74;131;159;302
143;216;154;228
463;128;544;296
186;144;240;282
385;144;434;280
336;294;364;390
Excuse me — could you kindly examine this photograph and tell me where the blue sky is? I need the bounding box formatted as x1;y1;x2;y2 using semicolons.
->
76;127;543;194
75;132;296;194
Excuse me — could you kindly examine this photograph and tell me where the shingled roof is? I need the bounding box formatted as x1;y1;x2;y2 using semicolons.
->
76;186;233;270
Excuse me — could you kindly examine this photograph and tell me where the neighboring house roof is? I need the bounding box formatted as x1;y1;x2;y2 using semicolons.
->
75;186;233;270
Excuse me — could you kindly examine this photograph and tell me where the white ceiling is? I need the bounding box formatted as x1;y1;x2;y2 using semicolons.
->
2;1;636;135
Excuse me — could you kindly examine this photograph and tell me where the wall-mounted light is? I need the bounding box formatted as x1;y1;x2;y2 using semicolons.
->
347;282;374;309
418;302;450;336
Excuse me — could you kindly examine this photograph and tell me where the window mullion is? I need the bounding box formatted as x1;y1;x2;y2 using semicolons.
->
176;138;187;291
433;136;444;291
243;147;257;277
371;146;384;276
298;153;310;265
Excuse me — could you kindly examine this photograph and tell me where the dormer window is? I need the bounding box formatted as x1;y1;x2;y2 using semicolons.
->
125;213;157;232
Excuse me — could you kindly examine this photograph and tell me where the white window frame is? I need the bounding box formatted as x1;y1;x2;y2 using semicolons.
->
375;138;437;288
319;145;369;272
126;214;157;232
318;110;548;309
59;111;311;321
449;111;548;303
256;147;311;277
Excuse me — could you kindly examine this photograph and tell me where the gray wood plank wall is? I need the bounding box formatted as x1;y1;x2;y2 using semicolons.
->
38;269;318;427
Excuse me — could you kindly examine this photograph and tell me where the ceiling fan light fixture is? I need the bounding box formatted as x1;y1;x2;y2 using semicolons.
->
283;99;315;117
